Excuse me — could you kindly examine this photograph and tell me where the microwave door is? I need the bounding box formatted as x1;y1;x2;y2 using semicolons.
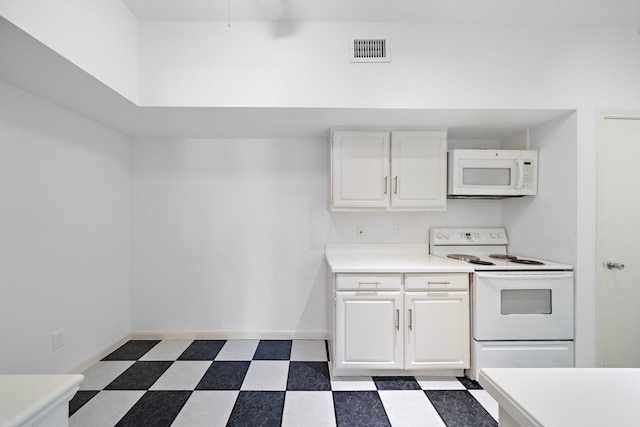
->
452;159;520;196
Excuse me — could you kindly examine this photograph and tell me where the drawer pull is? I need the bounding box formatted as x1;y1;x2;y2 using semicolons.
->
427;281;450;285
358;281;381;286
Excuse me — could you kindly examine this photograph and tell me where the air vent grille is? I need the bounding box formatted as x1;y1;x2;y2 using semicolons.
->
350;37;390;62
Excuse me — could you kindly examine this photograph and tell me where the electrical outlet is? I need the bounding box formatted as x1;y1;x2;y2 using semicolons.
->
52;329;65;351
356;226;365;239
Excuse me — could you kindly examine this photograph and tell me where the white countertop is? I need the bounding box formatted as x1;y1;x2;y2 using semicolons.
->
0;374;84;427
479;368;640;427
325;244;473;273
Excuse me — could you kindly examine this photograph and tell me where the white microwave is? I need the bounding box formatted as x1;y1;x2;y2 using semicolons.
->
447;149;538;198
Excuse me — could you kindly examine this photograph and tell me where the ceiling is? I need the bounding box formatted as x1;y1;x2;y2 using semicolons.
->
121;0;640;27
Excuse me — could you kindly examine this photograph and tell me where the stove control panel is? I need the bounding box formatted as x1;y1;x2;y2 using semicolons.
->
430;228;509;245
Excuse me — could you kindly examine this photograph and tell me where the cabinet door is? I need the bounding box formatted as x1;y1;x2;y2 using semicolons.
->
331;130;390;209
391;130;447;210
335;292;403;370
405;291;470;369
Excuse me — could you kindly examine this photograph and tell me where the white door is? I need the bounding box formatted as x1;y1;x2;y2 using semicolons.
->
335;292;403;370
390;130;447;210
597;114;640;367
331;130;390;208
405;291;470;369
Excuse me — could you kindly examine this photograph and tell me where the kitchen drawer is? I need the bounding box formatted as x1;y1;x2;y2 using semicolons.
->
336;274;402;290
404;273;469;291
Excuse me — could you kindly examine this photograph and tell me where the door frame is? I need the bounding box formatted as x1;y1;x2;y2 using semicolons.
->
595;111;640;366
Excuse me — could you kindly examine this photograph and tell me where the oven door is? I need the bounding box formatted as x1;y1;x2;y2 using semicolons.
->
473;272;574;340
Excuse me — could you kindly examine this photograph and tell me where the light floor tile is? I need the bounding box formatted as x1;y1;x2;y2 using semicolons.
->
330;377;377;391
138;339;192;361
149;361;211;390
69;390;144;427
469;389;500;421
282;391;336;427
290;340;328;361
416;376;467;390
241;361;289;391
171;391;239;427
379;390;446;427
215;339;259;361
79;361;135;390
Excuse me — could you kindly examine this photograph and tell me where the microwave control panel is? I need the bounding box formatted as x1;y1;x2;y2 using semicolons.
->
522;161;535;188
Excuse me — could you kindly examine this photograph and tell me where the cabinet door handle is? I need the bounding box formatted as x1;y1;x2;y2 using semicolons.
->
395;309;400;330
384;176;388;194
408;309;413;330
394;176;398;194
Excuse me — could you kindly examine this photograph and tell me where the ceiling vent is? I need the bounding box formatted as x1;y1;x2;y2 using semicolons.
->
350;37;391;63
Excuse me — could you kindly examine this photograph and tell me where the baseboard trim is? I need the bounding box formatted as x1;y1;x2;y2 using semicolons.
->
66;334;131;374
130;330;329;341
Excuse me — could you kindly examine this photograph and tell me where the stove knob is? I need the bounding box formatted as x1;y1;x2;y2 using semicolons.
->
498;233;504;239
490;233;496;239
436;233;443;239
444;233;450;239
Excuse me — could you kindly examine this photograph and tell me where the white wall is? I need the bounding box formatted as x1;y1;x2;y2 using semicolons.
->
130;138;329;336
139;22;640;109
0;81;131;374
0;0;139;101
130;137;502;337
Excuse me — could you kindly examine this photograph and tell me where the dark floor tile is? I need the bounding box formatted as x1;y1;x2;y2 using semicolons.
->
69;390;99;416
102;340;160;361
253;340;292;360
373;376;421;390
456;376;483;390
333;391;391;427
226;391;285;427
105;361;173;390
195;361;250;390
178;340;226;360
426;390;497;427
115;391;191;427
287;361;331;391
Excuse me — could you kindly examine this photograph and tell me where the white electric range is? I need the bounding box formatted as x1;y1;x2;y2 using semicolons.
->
430;227;575;380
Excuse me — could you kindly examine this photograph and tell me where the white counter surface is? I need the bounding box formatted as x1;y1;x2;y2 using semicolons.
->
0;374;84;427
479;368;640;427
325;244;473;273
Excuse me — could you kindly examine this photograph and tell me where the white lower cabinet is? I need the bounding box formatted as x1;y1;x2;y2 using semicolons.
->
333;273;469;375
335;292;403;371
405;291;470;369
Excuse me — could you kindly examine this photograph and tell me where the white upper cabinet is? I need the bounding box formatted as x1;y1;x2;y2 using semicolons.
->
331;128;447;211
390;130;447;209
331;130;390;208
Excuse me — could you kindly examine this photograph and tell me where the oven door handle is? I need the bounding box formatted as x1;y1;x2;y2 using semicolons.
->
475;272;574;280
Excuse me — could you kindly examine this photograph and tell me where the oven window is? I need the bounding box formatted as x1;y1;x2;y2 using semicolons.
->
501;289;552;315
463;168;511;186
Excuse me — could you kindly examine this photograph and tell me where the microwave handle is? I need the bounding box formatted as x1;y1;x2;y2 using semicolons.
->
516;159;524;189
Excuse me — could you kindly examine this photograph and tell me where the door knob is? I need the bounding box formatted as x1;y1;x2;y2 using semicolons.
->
606;261;625;270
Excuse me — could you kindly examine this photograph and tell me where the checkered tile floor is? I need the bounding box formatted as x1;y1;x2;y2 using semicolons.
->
69;339;498;426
